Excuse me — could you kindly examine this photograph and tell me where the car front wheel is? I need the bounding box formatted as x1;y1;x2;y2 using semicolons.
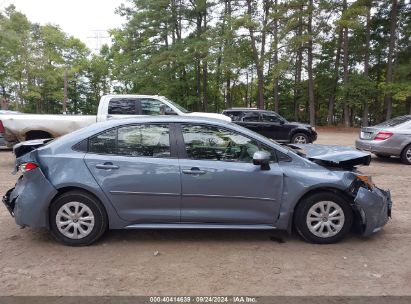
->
294;192;353;244
49;190;108;246
291;133;310;144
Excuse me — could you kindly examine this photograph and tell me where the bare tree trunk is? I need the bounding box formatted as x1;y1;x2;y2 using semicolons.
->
293;6;303;122
226;77;231;108
384;0;398;120
202;8;208;112
362;0;372;127
342;0;350;128
307;0;315;126
246;0;269;110
272;0;279;113
327;27;343;125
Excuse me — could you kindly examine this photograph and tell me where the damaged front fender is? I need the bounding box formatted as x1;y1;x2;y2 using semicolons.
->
353;187;392;236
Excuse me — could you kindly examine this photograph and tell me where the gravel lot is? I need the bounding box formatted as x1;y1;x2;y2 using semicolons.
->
0;130;410;296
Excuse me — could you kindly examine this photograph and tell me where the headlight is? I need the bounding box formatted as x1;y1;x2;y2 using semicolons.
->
311;127;316;132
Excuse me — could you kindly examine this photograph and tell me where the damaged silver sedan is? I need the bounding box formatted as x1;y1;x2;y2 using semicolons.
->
3;117;392;246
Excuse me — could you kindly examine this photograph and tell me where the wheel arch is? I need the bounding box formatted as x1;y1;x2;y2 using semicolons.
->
49;186;109;225
25;130;53;141
287;186;355;234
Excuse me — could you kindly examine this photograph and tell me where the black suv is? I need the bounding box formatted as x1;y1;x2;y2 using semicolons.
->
222;108;317;144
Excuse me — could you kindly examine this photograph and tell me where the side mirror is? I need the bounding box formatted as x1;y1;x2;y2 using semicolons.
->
280;120;285;125
252;151;271;170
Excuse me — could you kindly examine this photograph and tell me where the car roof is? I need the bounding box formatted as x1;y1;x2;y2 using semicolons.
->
46;115;290;156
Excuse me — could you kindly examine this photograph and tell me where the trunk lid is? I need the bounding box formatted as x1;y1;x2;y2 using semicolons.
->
13;138;53;158
359;127;381;140
289;144;371;169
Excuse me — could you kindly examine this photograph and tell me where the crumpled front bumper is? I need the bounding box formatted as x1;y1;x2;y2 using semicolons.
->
354;186;392;236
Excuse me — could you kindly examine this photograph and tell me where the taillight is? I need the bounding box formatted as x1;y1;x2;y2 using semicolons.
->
0;120;4;134
374;131;393;141
20;162;38;173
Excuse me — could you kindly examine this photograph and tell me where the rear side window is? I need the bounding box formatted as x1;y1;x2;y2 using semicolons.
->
117;124;170;158
88;124;171;158
242;112;260;122
108;98;137;115
89;129;117;154
376;116;411;127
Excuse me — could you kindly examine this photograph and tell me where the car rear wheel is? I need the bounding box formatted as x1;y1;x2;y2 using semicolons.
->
291;133;310;144
400;144;411;165
294;192;353;244
50;190;108;246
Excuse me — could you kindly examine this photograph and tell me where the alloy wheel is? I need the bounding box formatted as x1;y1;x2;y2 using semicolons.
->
294;135;307;144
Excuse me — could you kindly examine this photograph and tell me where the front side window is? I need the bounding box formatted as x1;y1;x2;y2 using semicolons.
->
117;124;170;158
261;113;281;123
181;124;275;163
89;129;117;154
108;98;137;115
140;99;165;115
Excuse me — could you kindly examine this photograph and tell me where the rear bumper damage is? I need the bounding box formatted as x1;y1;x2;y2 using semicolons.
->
353;186;392;236
2;169;57;229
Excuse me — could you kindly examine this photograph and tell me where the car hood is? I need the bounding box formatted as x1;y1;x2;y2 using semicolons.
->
288;121;313;129
289;144;371;168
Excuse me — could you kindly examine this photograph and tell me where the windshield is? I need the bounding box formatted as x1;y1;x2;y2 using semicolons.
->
375;115;411;127
162;97;191;114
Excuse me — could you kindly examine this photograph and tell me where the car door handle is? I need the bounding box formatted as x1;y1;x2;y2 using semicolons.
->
95;162;119;170
182;167;206;175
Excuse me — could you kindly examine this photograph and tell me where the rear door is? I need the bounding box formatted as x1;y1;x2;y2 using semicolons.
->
84;123;181;223
177;123;284;224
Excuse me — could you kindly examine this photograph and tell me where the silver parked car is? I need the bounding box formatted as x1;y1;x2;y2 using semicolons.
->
356;115;411;165
3;117;392;246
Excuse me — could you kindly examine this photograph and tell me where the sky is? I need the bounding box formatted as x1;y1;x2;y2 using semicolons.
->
0;0;125;51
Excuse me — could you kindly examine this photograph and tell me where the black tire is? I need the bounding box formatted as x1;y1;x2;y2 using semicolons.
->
291;132;310;144
375;153;391;159
49;190;108;246
400;144;411;165
294;192;353;244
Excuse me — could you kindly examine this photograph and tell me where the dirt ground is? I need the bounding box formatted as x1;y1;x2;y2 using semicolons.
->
0;130;410;296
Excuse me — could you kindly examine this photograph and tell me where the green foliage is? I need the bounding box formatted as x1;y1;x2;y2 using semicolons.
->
1;0;410;122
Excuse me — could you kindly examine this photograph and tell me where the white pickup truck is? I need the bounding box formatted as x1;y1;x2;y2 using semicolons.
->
0;94;230;146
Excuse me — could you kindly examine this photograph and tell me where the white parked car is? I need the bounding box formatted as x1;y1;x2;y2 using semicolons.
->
0;95;230;146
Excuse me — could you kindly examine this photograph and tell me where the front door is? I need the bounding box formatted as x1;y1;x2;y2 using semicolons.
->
84;123;181;223
259;113;288;141
177;123;283;225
